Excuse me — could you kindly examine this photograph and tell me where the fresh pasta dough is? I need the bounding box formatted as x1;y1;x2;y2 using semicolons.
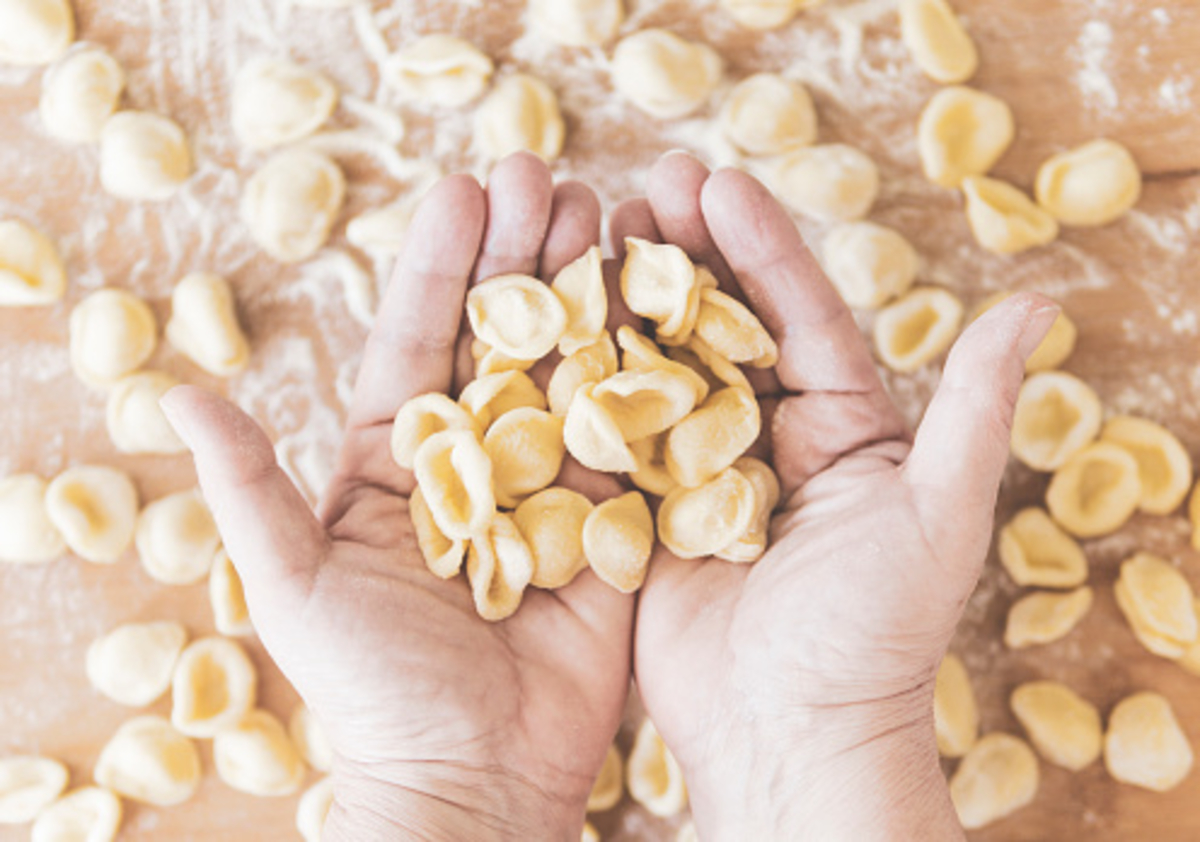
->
384;35;494;108
93;716;201;807
552;246;607;356
1011;681;1102;771
0;474;65;565
872;287;963;373
822;221;919;310
962;176;1059;255
231;57;337;149
475;73;565;163
610;29;723;119
1004;586;1093;649
136;489;221;586
170;636;258;738
587;743;624;812
484;408;566;507
1009;372;1103;472
0;0;74;66
413;430;496;540
775;144;879;222
564;385;639;473
583;491;654;593
899;0;978;84
718;0;821;30
68;288;157;387
99;111;192;201
1035;139;1142;227
949;733;1038;830
617;327;708;406
45;465;139;564
716;456;780;563
529;0;624;47
105;371;187;455
934;653;979;758
591;370;698;442
30;786;122;842
693;288;778;367
466;513;535;621
409;487;466;579
666;387;760;488
1045;442;1142;538
658;467;755;559
1105;692;1193;792
0;756;68;824
459;370;547;430
346;199;418;255
466;274;568;361
86;621;187;707
210;547;253;637
296;777;335;842
997;507;1088;588
917;86;1013;188
620;238;697;329
513;487;593;590
1100;415;1192;515
289;703;334;773
1114;552;1198;659
719;73;817;156
391;392;481;470
241;148;346;263
626;719;687;818
549;337;619;417
166;272;251;377
214;710;305;797
0;218;66;307
40;47;124;144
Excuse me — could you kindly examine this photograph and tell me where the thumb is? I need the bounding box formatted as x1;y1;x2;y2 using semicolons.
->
902;293;1060;584
160;386;329;619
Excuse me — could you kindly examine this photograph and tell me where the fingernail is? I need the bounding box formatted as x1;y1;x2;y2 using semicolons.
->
1016;304;1062;361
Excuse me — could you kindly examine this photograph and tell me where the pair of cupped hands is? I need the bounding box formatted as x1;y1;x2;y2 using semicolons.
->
161;151;1057;841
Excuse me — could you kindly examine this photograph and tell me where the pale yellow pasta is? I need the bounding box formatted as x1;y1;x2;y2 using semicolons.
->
1100;416;1192;515
0;474;65;565
548;335;619;417
962;176;1059;255
409;487;466;579
412;430;496;541
45;465;139;564
466;273;568;361
1004;586;1093;649
475;73;565;163
626;719;687;818
551;246;607;356
529;0;623;47
384;35;494;108
587;743;624;813
106;371;187;455
231;57;337;150
513;487;593;590
628;432;678;498
620;238;697;327
1011;681;1102;772
296;776;335;842
474;342;535;378
1114;552;1198;659
166;272;251;377
392;393;481;470
68;289;157;388
616;327;708;406
693;288;778;367
1191;481;1200;553
170;636;258;738
718;0;821;30
775;144;879;223
136;489;221;586
99;111;192;201
821;222;919;310
563;385;639;474
934;653;979;758
658;468;756;560
582;491;654;593
716;457;780;563
667;336;752;393
591;370;698;443
1045;442;1142;538
241;148;346;263
997;507;1088;589
658;265;717;347
1105;692;1193;792
86;621;187;707
872;287;962;373
1035;139;1142;227
214;709;305;797
484;407;566;507
972;291;1076;373
466;512;535;621
0;0;74;66
899;0;978;84
719;73;817;156
30;785;122;842
918;87;1013;188
666;387;760;488
949;733;1038;830
346;198;418;255
0;219;67;307
610;29;723;120
1177;601;1200;677
210;547;253;637
93;716;201;807
1009;372;1102;472
0;756;68;824
289;703;334;774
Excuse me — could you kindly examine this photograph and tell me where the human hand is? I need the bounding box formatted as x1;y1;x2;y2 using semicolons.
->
161;154;633;842
619;154;1059;840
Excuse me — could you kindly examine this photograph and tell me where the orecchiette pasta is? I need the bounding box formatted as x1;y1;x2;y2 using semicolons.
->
241;149;346;263
170;636;258;738
564;385;639;473
899;0;978;84
213;709;305;797
136;489;221;586
466;513;535;621
872;287;963;373
775;144;879;223
459;370;547;430
666;387;760;488
1104;692;1193;792
474;341;535;378
610;29;723;119
717;457;780;563
231;57;337;150
290;703;334;774
658;467;756;559
949;734;1038;830
620;238;697;328
0;218;67;307
467;274;568;361
93;716;201;806
68;288;157;387
718;0;820;30
106;371;187;455
296;777;335;842
40;47;125;144
0;756;68;824
1114;553;1198;659
616;327;708;406
0;0;74;66
551;246;607;356
1009;372;1102;472
346;199;418;255
409;487;466;579
30;786;122;842
99;111;192;201
582;491;654;593
917;87;1013;188
413;430;496;540
659;265;717;348
391;392;481;470
1045;442;1142;538
582;822;600;842
210;547;253;637
513;487;593;590
628;431;677;498
0;474;65;565
693;288;778;367
972;291;1076;372
1004;586;1093;649
45;465;139;564
484;407;566;507
821;221;919;310
475;73;565;163
1100;415;1192;515
384;35;494;108
1035;139;1142;227
166;272;251;377
591;370;698;443
934;653;979;758
719;73;817;156
1178;601;1200;677
626;719;688;818
997;507;1088;588
587;743;624;812
668;335;751;393
86;621;188;707
1011;681;1102;771
962;176;1059;255
529;0;624;46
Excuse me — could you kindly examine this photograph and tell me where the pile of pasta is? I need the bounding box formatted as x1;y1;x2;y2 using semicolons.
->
393;238;781;621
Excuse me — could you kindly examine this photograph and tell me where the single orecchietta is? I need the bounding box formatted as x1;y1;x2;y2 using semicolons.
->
997;507;1088;588
135;488;222;586
170;636;258;738
1010;681;1102;772
774;143;879;223
241;148;346;263
166;272;251;377
106;371;187;455
1104;692;1194;792
68;288;157;388
528;0;624;47
610;29;723;119
918;86;1014;188
1045;442;1142;538
0;473;66;565
1035;139;1142;227
30;785;122;842
720;73;817;157
1009;372;1103;472
40;47;125;144
1114;552;1198;660
0;0;75;66
213;709;306;797
93;716;201;807
872;286;963;373
0;218;67;307
99;111;192;201
475;73;564;163
231;57;337;150
0;755;69;824
949;733;1039;830
86;620;188;707
934;653;979;758
626;718;688;818
384;34;494;108
45;465;139;564
1004;586;1093;649
899;0;978;84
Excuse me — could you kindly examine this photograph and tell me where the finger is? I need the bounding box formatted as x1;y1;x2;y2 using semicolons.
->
903;294;1060;583
609;198;661;258
540;180;602;279
160;387;328;612
472;152;555;282
646;152;737;292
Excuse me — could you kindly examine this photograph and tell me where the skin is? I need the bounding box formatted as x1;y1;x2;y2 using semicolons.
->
162;151;1057;841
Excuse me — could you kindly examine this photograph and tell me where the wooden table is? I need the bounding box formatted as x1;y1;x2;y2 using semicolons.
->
2;1;1199;839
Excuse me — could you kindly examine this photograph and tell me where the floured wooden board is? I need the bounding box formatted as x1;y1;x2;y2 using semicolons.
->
1;1;1199;840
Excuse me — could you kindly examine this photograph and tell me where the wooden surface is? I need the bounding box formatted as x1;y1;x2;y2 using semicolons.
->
2;1;1200;840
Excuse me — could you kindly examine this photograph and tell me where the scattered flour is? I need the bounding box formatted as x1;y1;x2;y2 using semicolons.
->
1073;20;1119;112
